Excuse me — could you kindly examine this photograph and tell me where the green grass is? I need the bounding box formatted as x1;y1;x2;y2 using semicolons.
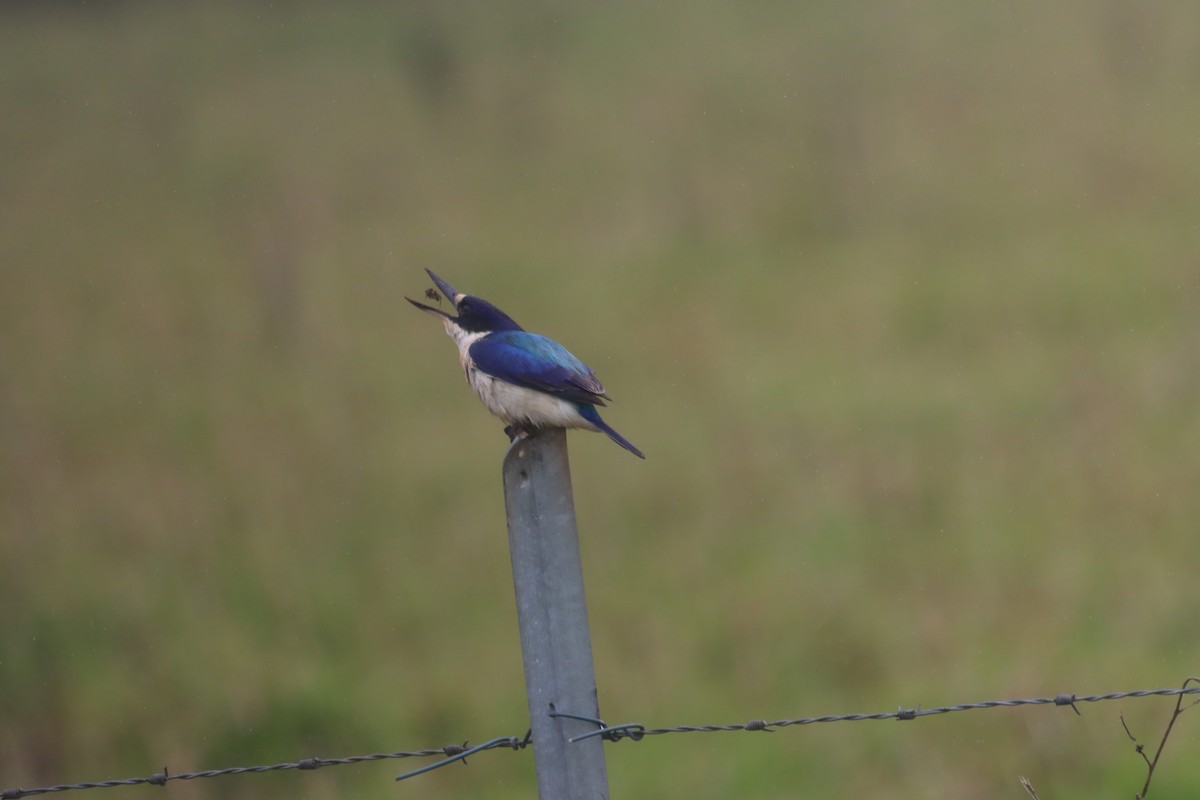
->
2;2;1199;798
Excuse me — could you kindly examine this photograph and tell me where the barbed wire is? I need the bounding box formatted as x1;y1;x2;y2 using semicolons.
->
3;682;1197;798
0;740;531;800
564;685;1200;742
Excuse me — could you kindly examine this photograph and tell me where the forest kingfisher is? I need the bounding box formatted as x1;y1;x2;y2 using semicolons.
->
407;269;645;459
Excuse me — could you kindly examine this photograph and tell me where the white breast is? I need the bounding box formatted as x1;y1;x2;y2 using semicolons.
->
467;368;596;429
442;322;596;431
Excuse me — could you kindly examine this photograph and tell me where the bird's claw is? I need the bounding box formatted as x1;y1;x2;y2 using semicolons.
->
505;424;534;443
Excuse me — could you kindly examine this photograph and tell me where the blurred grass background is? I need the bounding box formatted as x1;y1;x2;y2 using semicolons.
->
2;1;1199;798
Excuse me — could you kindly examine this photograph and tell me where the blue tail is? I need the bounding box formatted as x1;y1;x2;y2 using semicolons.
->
577;404;645;459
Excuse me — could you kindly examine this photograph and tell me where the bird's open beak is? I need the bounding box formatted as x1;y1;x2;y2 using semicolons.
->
405;268;464;319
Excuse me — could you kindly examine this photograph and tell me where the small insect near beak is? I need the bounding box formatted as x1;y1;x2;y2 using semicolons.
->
405;268;463;319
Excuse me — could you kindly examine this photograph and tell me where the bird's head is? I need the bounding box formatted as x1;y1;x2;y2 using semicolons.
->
406;269;523;335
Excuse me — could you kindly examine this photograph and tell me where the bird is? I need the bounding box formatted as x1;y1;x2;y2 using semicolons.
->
407;269;645;459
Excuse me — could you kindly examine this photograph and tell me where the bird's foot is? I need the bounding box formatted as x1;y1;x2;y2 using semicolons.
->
504;424;544;461
503;424;538;460
504;423;536;443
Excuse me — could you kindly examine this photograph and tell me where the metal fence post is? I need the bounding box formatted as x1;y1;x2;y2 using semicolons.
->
503;428;610;800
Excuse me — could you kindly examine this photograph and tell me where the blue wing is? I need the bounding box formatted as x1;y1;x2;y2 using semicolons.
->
469;331;609;406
